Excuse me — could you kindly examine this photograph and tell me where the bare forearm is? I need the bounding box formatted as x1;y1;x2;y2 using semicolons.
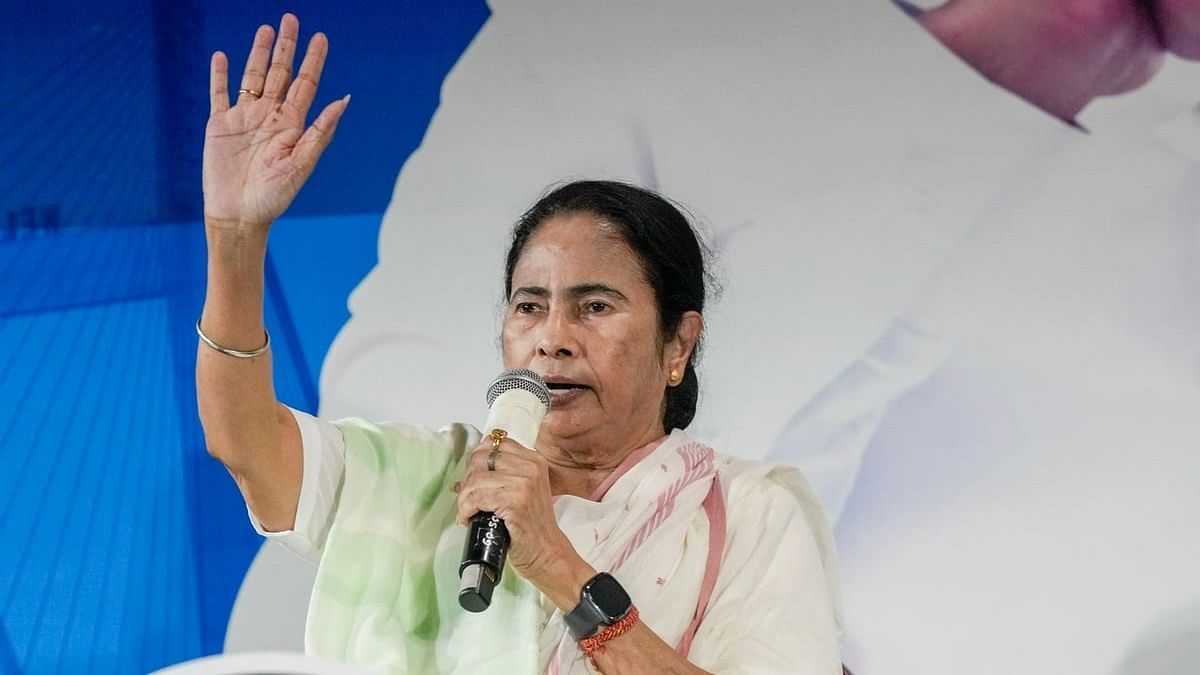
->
590;622;710;675
532;552;710;675
201;224;270;345
195;224;282;473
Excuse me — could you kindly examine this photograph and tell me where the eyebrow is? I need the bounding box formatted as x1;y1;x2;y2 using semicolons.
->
509;284;629;303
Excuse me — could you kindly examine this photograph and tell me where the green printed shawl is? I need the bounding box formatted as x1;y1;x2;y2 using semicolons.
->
306;419;545;672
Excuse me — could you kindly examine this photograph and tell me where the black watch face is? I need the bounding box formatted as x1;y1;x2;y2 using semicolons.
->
586;573;632;622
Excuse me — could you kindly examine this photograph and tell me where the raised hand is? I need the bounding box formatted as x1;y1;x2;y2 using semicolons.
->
203;14;349;234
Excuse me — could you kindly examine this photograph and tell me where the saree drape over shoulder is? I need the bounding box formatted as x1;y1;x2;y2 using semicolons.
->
263;412;843;674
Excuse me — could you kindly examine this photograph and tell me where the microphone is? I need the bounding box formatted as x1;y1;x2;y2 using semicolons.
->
458;368;550;612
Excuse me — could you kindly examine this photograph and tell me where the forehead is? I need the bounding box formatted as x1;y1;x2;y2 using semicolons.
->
512;212;648;286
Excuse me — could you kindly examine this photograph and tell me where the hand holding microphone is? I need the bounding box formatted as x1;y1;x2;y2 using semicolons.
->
457;369;551;612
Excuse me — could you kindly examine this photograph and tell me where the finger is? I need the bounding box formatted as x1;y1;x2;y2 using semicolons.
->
466;442;537;477
285;31;329;119
463;455;528;489
457;487;488;526
263;13;299;102
238;24;274;100
497;438;545;472
292;95;349;171
466;441;495;472
462;473;523;493
499;437;538;455
457;484;511;526
210;51;230;114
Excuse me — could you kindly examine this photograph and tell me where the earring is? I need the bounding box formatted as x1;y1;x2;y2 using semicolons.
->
668;369;682;385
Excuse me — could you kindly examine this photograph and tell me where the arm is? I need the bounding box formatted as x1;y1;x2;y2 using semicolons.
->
534;557;710;675
196;13;348;531
456;441;841;672
454;437;713;675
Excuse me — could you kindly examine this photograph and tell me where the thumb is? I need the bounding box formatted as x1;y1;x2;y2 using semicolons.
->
293;94;350;173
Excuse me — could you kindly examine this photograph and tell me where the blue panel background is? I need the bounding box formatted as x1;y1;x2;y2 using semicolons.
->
0;1;488;672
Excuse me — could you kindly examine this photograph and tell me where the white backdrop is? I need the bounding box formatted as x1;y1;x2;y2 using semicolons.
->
230;2;1200;672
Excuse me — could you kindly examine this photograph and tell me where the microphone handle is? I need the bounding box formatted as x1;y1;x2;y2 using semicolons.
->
459;511;510;612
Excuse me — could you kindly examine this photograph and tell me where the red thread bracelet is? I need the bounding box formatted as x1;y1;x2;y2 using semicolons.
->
579;605;640;668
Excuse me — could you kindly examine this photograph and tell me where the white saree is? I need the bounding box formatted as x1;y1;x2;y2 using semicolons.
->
294;416;842;673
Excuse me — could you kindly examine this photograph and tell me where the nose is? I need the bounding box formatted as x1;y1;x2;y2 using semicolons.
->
536;306;578;359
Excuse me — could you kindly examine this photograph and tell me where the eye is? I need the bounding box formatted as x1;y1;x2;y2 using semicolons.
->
514;302;541;314
585;301;610;314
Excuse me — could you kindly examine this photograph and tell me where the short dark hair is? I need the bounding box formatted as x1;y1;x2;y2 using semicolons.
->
504;180;709;431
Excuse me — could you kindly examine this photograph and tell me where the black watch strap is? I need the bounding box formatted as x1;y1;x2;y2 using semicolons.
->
565;572;632;639
565;594;608;639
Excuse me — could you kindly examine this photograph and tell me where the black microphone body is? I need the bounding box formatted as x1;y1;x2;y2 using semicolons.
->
458;369;549;613
458;512;510;611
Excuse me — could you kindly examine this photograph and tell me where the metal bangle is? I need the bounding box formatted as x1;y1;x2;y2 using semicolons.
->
196;320;270;358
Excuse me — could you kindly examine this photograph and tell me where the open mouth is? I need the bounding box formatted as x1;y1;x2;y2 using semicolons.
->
543;379;591;403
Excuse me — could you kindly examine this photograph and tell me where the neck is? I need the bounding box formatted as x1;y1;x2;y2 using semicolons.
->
548;461;615;499
542;431;668;499
912;0;1165;122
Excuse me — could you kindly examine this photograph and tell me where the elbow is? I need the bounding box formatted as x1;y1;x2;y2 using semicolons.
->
195;400;289;475
200;425;246;474
197;413;262;476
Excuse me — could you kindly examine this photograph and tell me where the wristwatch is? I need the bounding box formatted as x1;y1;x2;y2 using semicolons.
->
565;572;633;639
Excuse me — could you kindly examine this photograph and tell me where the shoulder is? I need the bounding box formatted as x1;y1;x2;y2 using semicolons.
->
668;432;831;525
683;449;846;650
716;455;844;627
718;456;832;525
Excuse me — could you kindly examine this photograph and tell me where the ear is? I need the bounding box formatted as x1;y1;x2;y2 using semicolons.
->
663;311;703;379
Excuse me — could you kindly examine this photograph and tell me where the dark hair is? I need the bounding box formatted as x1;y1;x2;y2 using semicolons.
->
504;180;709;432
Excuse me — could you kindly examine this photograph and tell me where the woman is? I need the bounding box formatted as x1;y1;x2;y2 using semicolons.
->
197;14;842;674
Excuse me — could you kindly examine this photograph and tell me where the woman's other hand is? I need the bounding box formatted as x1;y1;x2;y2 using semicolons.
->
203;13;349;235
455;437;596;609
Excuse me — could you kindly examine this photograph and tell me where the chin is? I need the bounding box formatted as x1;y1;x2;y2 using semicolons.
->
538;411;593;442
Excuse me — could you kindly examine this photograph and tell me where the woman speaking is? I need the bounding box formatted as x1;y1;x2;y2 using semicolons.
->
197;14;842;674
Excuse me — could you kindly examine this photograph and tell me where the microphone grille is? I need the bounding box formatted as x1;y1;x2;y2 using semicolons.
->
486;368;551;408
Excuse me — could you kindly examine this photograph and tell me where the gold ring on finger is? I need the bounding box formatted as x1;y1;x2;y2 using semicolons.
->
238;88;262;98
489;428;507;452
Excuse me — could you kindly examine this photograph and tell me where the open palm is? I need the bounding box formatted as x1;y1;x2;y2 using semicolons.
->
203;14;348;232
